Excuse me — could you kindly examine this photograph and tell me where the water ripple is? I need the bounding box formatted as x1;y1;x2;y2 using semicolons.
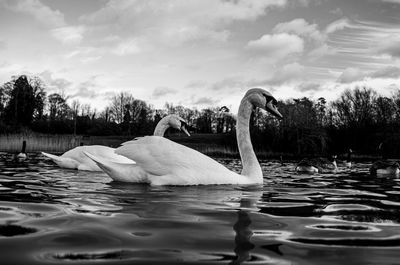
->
0;154;399;264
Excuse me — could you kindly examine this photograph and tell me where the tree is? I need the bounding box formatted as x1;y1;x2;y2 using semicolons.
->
375;96;395;125
3;75;46;126
71;100;81;136
109;92;134;123
48;93;70;121
332;87;376;128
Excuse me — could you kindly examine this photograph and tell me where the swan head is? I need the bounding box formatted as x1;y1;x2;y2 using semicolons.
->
167;114;191;136
245;88;283;120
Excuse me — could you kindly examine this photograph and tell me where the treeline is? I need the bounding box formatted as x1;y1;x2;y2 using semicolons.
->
1;74;400;157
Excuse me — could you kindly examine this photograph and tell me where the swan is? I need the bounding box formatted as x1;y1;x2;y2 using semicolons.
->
370;143;399;175
14;140;27;162
109;88;282;186
337;149;353;168
295;156;337;174
370;160;400;175
43;114;190;172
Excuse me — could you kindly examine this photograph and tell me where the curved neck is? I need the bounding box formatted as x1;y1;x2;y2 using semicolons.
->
21;141;26;153
236;98;262;181
153;118;169;136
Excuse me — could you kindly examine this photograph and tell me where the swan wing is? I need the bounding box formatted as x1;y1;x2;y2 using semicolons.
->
84;151;147;183
115;136;243;185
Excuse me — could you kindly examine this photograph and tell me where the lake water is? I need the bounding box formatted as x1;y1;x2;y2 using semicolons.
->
0;153;400;264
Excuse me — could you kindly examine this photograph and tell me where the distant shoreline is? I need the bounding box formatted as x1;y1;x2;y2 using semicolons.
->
0;133;385;161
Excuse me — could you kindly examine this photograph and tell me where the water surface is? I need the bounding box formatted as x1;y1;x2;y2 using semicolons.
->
0;153;400;264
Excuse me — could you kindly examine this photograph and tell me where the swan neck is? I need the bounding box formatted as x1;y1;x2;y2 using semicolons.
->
153;118;169;136
236;98;262;181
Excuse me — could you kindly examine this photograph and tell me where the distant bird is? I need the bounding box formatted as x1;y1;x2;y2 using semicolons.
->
295;155;337;174
279;155;284;166
370;160;400;175
89;88;283;185
370;143;399;175
42;114;190;172
336;149;353;168
14;140;27;162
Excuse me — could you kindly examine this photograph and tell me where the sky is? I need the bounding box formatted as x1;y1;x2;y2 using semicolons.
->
0;0;400;113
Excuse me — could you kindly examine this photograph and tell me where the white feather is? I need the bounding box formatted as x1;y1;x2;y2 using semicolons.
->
42;145;134;171
115;136;244;186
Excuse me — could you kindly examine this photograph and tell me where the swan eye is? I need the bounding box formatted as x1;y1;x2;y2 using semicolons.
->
180;120;188;128
263;94;277;106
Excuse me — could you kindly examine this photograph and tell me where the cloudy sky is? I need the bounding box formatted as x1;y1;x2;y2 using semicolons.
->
1;0;400;112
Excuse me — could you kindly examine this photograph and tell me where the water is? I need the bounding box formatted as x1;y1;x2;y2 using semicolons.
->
1;153;400;264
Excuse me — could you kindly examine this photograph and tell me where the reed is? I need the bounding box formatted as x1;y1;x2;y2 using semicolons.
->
0;133;83;153
1;133;342;160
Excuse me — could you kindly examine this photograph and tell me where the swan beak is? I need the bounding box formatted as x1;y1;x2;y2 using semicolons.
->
181;126;191;136
266;101;283;120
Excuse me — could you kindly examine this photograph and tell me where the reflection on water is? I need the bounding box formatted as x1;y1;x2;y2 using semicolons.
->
0;153;400;264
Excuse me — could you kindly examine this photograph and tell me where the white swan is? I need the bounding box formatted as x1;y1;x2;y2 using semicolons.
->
111;88;282;186
43;114;190;172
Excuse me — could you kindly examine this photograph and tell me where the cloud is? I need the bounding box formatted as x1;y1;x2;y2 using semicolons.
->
370;66;400;79
273;18;324;44
246;33;304;59
192;96;220;106
152;87;177;99
185;80;208;89
337;66;400;83
337;67;366;83
70;86;98;98
210;77;244;91
272;18;335;58
0;41;6;50
325;18;350;34
79;0;288;47
3;0;65;27
375;34;400;58
51;26;85;45
382;0;400;3
39;71;72;91
298;82;321;92
68;76;101;99
329;8;343;16
267;62;305;85
112;38;142;55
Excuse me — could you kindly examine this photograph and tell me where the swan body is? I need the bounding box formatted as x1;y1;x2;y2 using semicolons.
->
84;114;190;180
114;88;283;186
370;160;400;175
369;143;399;175
16;153;27;161
337;149;353;169
296;157;337;174
116;136;247;185
14;140;27;162
42;145;134;171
